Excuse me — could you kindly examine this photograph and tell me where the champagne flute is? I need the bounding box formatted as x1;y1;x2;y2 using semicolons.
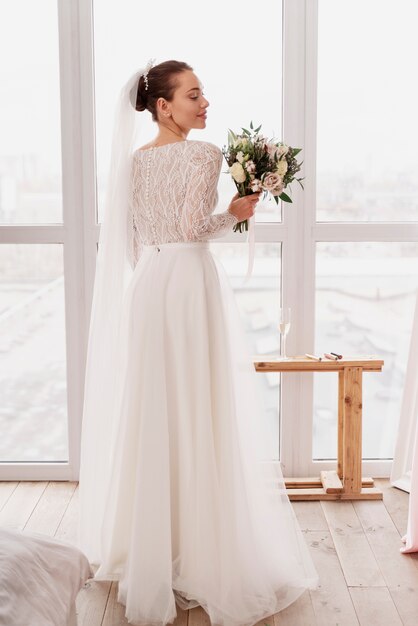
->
278;307;291;360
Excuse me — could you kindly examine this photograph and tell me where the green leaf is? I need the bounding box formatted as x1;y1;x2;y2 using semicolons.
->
242;127;251;135
227;128;238;143
292;148;302;156
279;192;293;203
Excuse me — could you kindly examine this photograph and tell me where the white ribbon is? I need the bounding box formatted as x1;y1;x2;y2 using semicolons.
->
241;213;255;286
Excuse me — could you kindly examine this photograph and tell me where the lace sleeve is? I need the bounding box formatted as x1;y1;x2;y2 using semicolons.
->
182;144;239;240
127;157;143;270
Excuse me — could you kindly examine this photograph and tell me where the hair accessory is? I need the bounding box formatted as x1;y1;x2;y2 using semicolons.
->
128;58;157;109
143;57;156;91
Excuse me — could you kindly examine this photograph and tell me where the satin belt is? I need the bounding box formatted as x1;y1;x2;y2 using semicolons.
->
142;241;210;251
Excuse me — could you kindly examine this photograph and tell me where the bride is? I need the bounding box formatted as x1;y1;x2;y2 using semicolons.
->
77;58;319;626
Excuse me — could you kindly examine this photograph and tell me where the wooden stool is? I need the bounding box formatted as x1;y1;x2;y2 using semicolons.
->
253;355;384;500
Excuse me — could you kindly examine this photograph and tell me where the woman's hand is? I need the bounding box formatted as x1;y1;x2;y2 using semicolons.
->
228;191;262;222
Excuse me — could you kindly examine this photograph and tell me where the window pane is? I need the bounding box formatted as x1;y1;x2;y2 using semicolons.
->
317;0;418;222
93;0;283;225
0;1;62;224
0;245;68;462
210;242;282;460
314;242;418;460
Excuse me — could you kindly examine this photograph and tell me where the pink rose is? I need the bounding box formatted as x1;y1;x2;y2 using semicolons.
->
271;179;285;196
261;172;283;193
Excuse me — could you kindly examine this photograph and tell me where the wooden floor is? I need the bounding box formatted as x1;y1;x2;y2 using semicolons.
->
1;479;418;625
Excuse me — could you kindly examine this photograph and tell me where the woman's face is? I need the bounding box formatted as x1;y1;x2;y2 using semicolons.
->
160;70;209;131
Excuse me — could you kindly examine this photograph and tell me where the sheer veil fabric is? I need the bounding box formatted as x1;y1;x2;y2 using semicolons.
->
77;67;320;626
78;67;143;563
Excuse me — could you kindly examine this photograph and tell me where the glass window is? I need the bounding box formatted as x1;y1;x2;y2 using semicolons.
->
317;0;418;222
93;0;283;224
0;244;68;462
0;1;62;224
314;241;418;460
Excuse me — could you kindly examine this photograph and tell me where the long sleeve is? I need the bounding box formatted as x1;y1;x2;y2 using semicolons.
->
182;144;239;241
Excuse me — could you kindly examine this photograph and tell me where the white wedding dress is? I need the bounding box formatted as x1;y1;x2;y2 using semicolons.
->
78;139;319;626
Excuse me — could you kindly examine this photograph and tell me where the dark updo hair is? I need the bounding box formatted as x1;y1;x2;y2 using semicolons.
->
135;60;194;122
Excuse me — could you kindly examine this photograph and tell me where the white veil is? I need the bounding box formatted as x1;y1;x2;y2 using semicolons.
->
77;63;151;562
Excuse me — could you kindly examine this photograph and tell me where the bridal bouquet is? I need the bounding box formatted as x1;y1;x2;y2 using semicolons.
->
221;121;304;233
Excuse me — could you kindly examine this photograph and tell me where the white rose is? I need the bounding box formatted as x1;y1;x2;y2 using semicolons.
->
276;159;288;176
236;151;245;163
230;162;246;183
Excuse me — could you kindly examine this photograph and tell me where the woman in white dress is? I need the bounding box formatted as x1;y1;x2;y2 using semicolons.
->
78;59;319;626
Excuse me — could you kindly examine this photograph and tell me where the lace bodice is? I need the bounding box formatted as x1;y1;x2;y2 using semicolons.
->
127;139;239;269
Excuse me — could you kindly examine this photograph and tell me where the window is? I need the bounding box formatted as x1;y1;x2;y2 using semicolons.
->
2;0;414;479
0;1;69;469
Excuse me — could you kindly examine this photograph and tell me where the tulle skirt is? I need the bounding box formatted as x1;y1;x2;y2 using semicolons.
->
88;240;319;625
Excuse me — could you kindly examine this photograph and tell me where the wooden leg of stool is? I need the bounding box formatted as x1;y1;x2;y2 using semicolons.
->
343;366;363;494
338;370;345;480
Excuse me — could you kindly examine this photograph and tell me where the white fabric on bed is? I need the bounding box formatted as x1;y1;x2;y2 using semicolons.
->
0;527;93;626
